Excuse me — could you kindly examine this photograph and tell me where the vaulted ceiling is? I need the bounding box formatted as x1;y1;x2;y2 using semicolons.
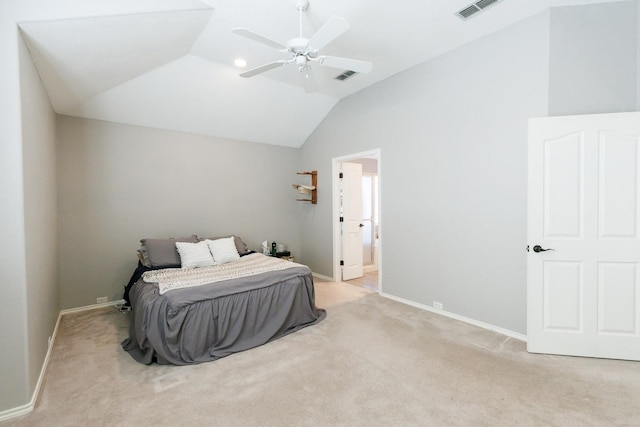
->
19;0;623;147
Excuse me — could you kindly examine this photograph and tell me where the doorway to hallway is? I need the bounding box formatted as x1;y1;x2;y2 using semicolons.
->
332;149;381;292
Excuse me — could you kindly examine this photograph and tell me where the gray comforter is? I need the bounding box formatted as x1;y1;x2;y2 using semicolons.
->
122;262;326;365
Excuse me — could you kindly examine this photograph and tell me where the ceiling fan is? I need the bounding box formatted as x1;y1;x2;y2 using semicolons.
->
232;0;373;93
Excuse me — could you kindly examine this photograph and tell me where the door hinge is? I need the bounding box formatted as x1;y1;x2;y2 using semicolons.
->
339;172;343;179
340;260;344;266
339;216;344;222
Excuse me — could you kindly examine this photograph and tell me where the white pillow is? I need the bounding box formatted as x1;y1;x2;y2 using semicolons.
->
175;241;215;269
206;237;240;265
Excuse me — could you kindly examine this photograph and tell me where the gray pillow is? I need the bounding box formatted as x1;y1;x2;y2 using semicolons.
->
140;235;199;267
200;235;250;255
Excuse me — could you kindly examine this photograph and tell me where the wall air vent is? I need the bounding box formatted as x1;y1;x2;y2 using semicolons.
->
335;70;357;81
457;0;502;20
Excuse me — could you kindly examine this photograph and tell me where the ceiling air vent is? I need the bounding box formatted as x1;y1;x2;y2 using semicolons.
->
457;0;502;20
335;70;357;81
476;0;499;9
458;5;480;19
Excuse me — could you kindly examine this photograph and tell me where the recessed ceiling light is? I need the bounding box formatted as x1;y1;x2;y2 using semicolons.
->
234;58;247;68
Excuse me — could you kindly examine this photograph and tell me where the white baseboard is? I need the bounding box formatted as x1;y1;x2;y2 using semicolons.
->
0;312;62;422
60;299;125;315
379;292;527;342
312;272;334;282
0;403;33;422
0;299;125;422
363;264;378;273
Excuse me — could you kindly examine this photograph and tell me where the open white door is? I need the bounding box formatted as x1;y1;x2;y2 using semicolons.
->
527;112;640;361
341;162;364;281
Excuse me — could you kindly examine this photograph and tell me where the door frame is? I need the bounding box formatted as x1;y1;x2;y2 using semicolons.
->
362;171;378;270
332;149;382;291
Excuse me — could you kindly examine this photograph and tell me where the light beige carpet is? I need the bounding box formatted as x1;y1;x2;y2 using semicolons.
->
3;281;640;426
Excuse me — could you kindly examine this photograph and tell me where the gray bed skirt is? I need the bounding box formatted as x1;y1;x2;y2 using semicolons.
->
122;265;326;365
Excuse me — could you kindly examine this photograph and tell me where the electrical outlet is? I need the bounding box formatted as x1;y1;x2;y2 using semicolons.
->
433;301;443;310
96;296;108;304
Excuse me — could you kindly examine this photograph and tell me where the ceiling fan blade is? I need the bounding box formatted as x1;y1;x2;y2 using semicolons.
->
232;28;287;50
239;60;290;78
316;55;373;74
307;16;350;51
300;67;318;94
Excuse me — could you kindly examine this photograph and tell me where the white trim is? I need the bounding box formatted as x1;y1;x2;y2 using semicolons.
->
0;403;33;422
312;272;334;282
380;292;527;342
363;264;378;273
332;159;341;282
60;299;125;315
0;299;125;422
0;311;61;422
332;149;382;291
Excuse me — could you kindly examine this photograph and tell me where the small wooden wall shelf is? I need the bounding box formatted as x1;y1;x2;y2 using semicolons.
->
296;171;317;204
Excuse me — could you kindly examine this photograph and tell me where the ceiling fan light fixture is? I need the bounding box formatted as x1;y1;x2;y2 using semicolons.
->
233;58;247;68
232;0;372;92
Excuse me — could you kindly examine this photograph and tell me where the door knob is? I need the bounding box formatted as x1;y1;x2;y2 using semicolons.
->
532;245;554;253
359;223;364;228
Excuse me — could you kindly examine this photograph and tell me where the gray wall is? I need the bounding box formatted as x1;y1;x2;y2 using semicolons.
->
549;1;638;115
20;32;59;401
300;2;640;335
1;17;31;412
57;117;301;309
0;22;59;414
300;12;552;335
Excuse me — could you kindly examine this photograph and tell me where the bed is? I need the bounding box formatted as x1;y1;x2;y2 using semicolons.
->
121;235;326;365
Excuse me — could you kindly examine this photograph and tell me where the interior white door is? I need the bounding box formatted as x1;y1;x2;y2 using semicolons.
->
527;112;640;361
342;162;364;281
